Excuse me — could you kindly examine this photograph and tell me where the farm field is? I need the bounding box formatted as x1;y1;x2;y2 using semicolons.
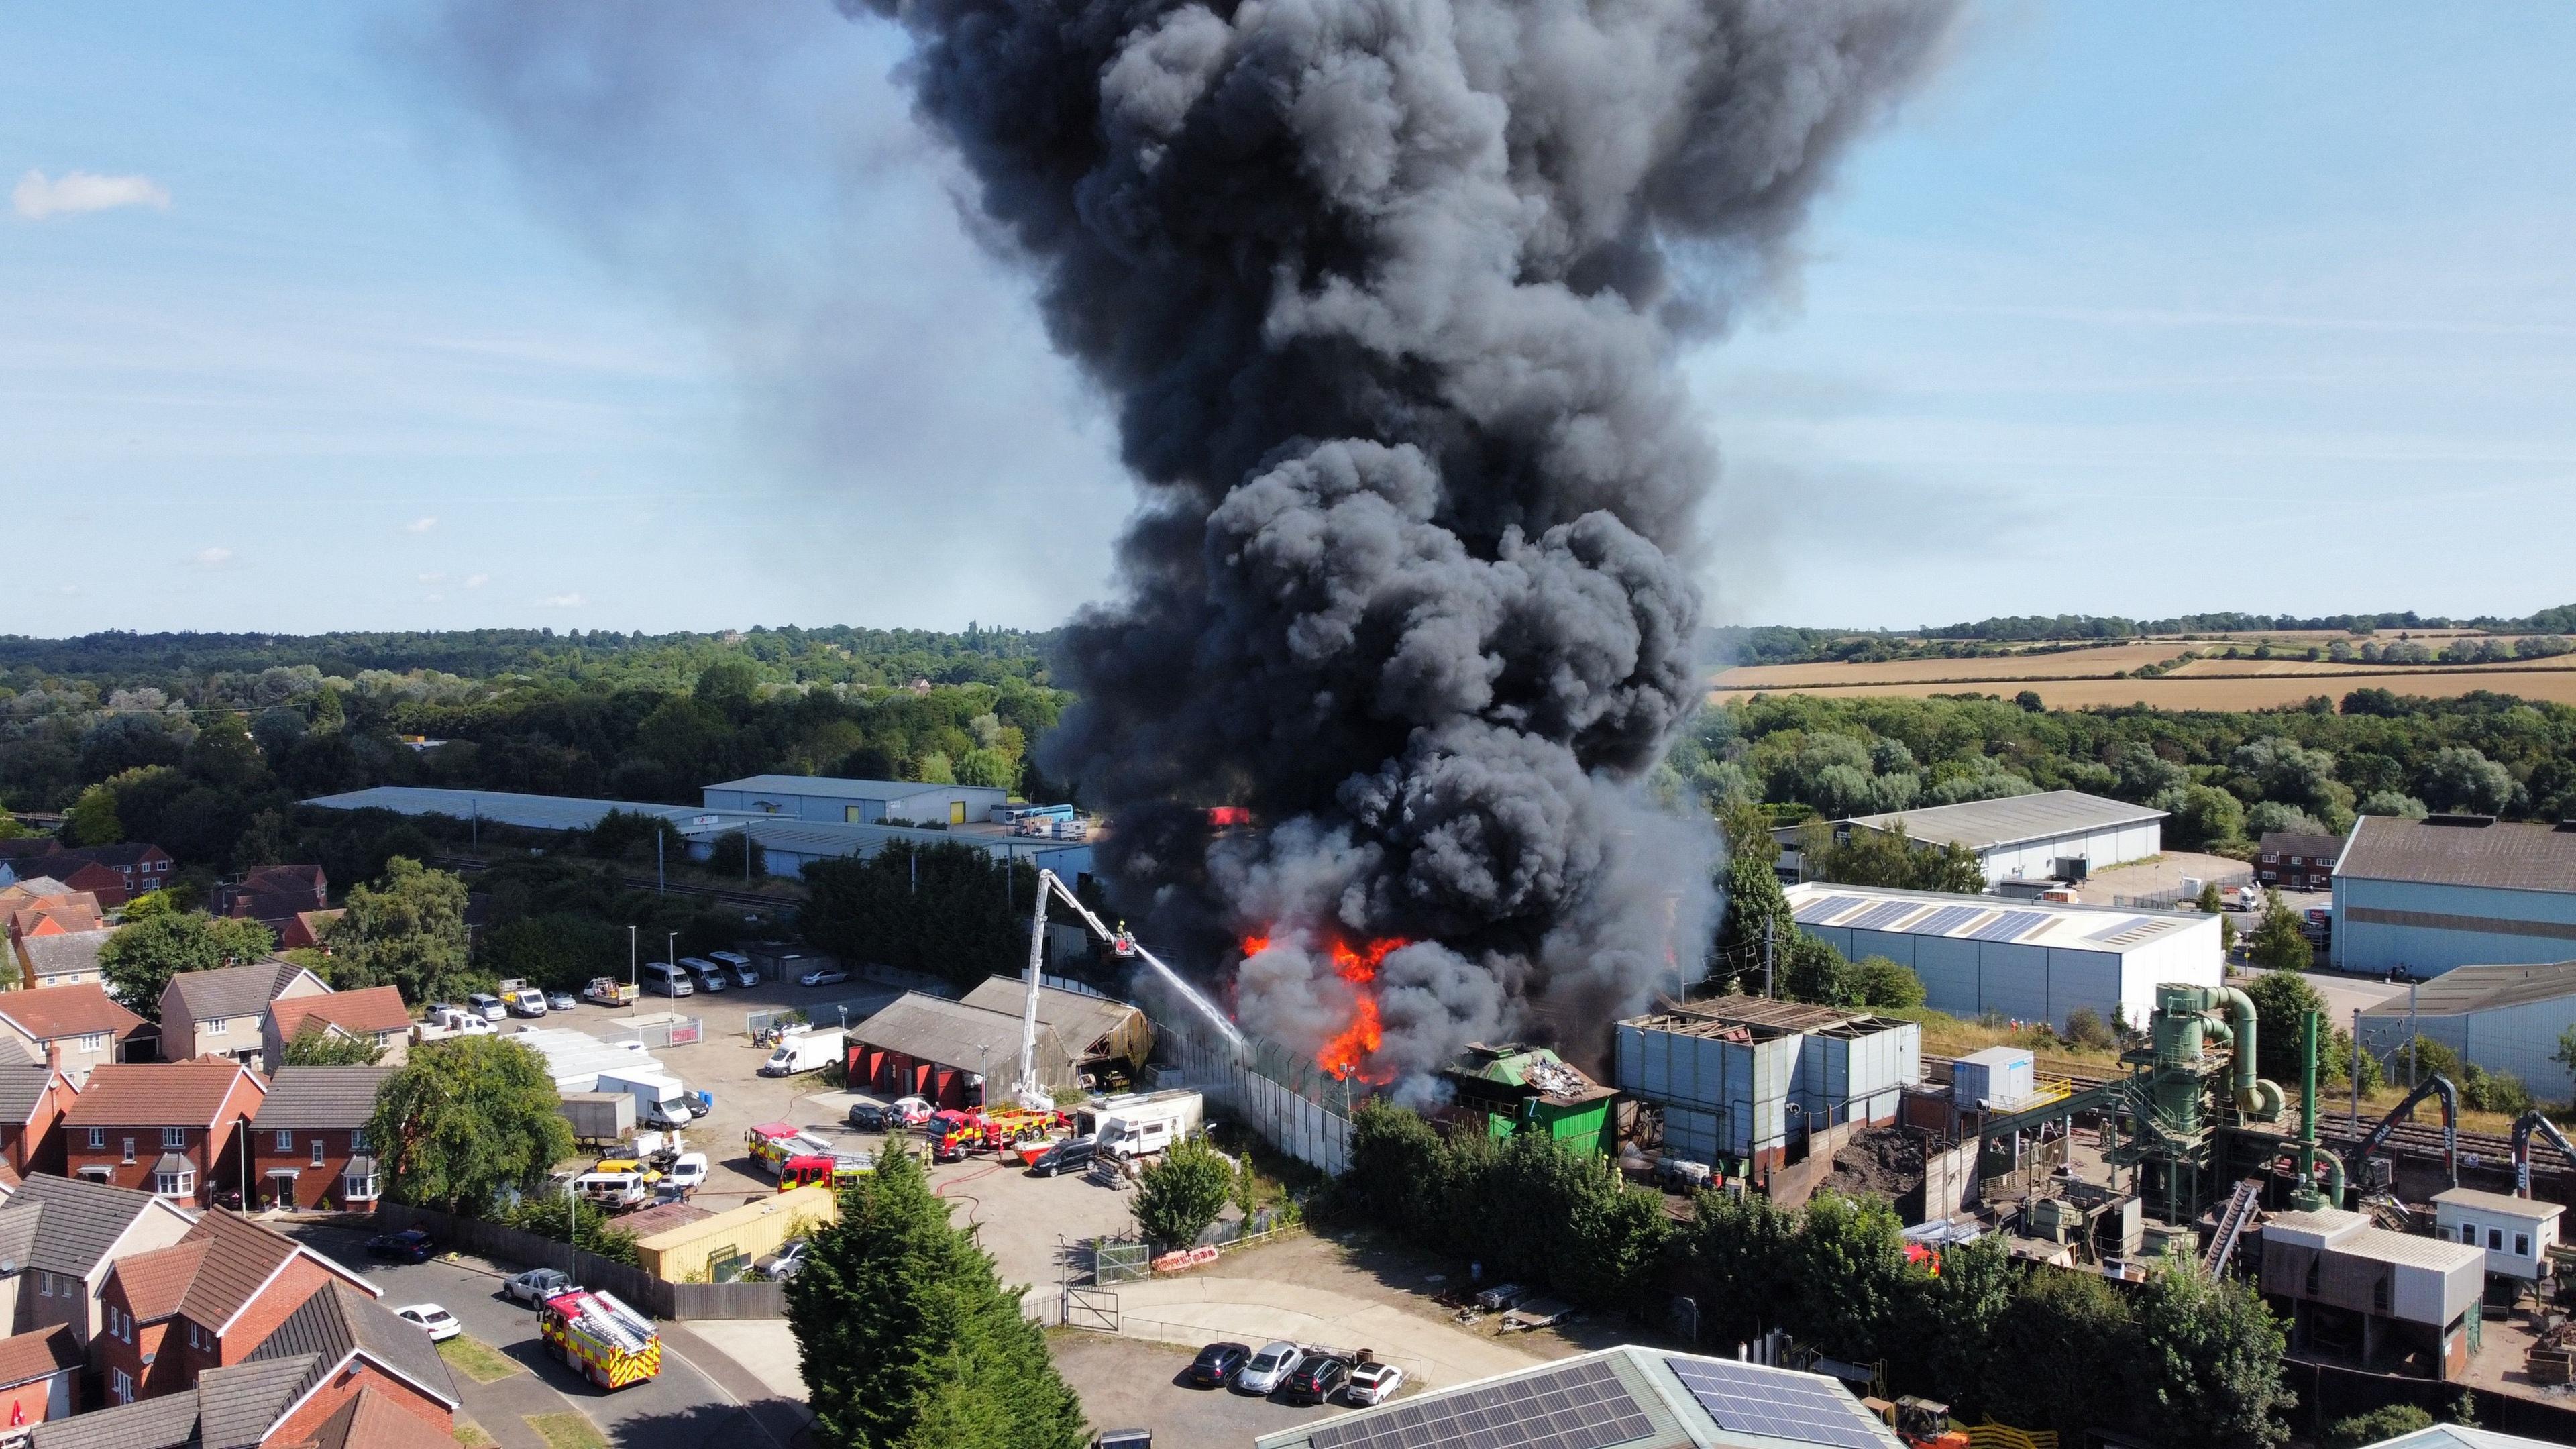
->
2166;654;2576;678
1707;669;2576;711
1713;641;2188;688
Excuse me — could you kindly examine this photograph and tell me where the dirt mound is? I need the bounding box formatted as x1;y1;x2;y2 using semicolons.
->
1819;1126;1927;1205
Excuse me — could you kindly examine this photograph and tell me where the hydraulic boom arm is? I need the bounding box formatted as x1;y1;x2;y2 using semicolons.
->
1013;868;1245;1107
2345;1073;2458;1191
2514;1110;2576;1197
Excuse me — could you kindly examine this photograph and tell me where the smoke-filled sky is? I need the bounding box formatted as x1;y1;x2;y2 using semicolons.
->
5;3;2575;637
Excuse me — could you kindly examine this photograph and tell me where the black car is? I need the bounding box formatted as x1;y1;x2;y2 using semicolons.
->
367;1228;433;1264
1030;1135;1097;1178
848;1102;888;1131
1185;1342;1251;1388
1278;1356;1350;1406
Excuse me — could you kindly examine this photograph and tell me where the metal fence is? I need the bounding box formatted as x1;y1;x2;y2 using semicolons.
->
598;1015;706;1050
1162;1014;1356;1176
2113;868;2251;910
374;1203;784;1319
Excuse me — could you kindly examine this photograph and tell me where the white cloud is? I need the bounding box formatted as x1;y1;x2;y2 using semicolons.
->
403;516;438;533
13;169;171;221
417;572;445;584
193;547;233;568
535;592;585;608
464;574;489;589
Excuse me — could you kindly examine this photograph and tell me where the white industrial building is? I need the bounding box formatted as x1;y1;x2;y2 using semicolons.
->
1785;882;2222;1032
1777;790;2165;887
301;786;704;834
1613;995;1919;1173
683;814;1092;881
2355;958;2576;1106
702;775;1008;828
2332;815;2576;977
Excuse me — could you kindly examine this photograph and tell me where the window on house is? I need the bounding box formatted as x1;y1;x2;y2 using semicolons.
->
78;1034;104;1052
2492;1228;2507;1251
274;1130;293;1152
121;1137;136;1165
350;1128;368;1153
36;1271;50;1297
2518;1234;2532;1257
161;1127;184;1148
111;1368;131;1403
343;1168;380;1201
154;1169;194;1198
310;1139;325;1167
86;1127;104;1149
206;1018;227;1036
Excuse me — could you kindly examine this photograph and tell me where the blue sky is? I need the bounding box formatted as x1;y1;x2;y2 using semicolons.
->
5;4;2573;637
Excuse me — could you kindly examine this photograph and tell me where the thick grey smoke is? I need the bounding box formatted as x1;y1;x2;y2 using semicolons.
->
842;0;1960;1078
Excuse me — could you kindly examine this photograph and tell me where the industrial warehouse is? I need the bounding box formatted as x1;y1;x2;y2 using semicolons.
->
1776;789;2168;887
2333;814;2576;977
1783;882;2222;1031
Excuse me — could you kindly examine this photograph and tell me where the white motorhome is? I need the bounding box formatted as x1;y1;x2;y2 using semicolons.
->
760;1028;845;1078
1077;1089;1205;1160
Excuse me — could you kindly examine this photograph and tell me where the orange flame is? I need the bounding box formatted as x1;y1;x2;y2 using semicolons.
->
1242;930;1408;1081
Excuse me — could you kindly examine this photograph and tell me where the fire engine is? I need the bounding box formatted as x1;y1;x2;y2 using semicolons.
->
538;1289;661;1390
777;1151;874;1191
745;1122;830;1176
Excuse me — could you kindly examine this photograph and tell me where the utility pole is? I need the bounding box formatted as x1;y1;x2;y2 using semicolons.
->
2351;1006;2363;1130
1763;918;1775;1000
470;800;478;854
2408;981;2419;1091
657;830;665;896
628;925;637;995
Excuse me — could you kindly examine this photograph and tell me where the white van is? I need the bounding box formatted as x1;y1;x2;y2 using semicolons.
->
504;987;548;1018
710;951;757;987
639;961;694;998
680;957;729;994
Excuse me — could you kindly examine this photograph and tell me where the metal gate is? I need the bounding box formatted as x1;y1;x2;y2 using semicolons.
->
1093;1237;1151;1285
1063;1285;1119;1333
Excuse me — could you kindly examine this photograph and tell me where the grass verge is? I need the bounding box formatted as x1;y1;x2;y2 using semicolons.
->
436;1336;523;1385
453;1423;498;1448
526;1412;609;1449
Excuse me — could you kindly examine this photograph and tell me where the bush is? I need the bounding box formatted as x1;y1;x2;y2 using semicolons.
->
1853;956;1925;1011
2062;1008;2118;1052
2324;1404;2432;1449
1135;1138;1235;1250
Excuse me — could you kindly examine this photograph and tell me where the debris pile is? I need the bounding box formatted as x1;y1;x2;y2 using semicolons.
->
1821;1126;1929;1205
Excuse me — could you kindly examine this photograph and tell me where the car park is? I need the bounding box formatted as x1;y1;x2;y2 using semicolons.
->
546;990;579;1012
1185;1342;1250;1388
799;966;849;988
1030;1135;1097;1178
396;1304;462;1342
1278;1356;1350;1406
505;1268;575;1305
1234;1342;1303;1395
367;1229;434;1263
1344;1361;1405;1405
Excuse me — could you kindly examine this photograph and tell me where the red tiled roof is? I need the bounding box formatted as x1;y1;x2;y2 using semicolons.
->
0;982;147;1041
310;1385;456;1449
111;1239;213;1321
177;1210;311;1332
63;1061;265;1129
0;1324;80;1389
271;987;410;1041
11;902;103;938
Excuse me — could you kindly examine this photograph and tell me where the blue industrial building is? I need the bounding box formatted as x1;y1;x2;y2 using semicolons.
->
2332;815;2576;977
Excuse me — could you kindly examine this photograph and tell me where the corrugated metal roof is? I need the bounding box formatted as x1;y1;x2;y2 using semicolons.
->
301;786;706;834
849;993;1078;1087
957;976;1143;1057
1782;883;2205;951
2359;959;2576;1018
2432;1187;2564;1220
706;774;997;803
2339;1224;2485;1271
1839;790;2166;852
2338;815;2576;894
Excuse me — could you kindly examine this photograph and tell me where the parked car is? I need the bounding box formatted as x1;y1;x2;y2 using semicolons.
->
1030;1135;1097;1178
1185;1342;1251;1388
886;1097;933;1128
1234;1342;1304;1395
368;1229;434;1264
1093;1433;1150;1449
396;1304;462;1342
755;1240;810;1282
847;1102;888;1131
466;992;508;1024
799;966;850;988
1279;1356;1350;1406
546;990;579;1012
505;1268;574;1305
1344;1361;1405;1406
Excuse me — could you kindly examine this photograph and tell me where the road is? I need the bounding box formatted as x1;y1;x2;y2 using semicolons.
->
282;1222;790;1449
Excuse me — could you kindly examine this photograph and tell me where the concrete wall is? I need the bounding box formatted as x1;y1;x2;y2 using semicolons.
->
2333;876;2576;977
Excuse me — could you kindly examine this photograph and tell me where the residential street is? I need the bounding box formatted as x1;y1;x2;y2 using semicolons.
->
281;1221;796;1449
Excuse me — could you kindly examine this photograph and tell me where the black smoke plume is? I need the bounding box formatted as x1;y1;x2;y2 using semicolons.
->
844;0;1960;1079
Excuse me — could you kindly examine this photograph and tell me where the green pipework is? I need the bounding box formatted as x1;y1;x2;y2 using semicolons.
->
2290;1009;2342;1212
2155;983;2285;1120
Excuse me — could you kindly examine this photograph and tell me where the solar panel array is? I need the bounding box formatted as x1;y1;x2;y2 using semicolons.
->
1792;894;1866;925
1664;1358;1890;1449
1304;1358;1654;1449
1964;910;2051;943
1909;904;1990;936
1841;900;1925;932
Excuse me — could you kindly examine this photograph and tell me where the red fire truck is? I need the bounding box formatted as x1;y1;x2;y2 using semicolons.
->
538;1289;661;1390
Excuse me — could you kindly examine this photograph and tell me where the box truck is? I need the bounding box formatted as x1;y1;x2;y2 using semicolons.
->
559;1091;637;1146
759;1027;845;1078
596;1068;697;1129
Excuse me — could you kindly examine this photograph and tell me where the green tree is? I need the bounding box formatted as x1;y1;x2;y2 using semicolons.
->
2243;968;2329;1085
2249;892;2316;975
1982;1267;2133;1437
329;857;475;1002
786;1149;1085;1449
1674;1187;1799;1350
2061;1007;2118;1052
2125;1255;2291;1449
1916;1234;2015;1420
367;1036;574;1215
480;914;619;994
1852;955;1925;1010
2420;745;2516;815
802;845;1040;992
2324;1405;2432;1449
1790;1191;1915;1365
1134;1138;1234;1250
98;913;276;1025
1780;931;1860;1007
2196;881;2224;914
65;784;123;846
706;830;768;879
182;711;266;788
1711;803;1794;992
282;1026;387;1066
2553;1026;2576;1106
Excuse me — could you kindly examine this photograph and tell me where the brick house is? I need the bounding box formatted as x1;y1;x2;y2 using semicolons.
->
0;1175;196;1351
93;1210;376;1406
2258;830;2346;892
15;929;114;994
260;991;408;1076
246;1069;389;1212
62;1065;268;1208
0;987;148;1086
0;1045;79;1178
40;845;176;910
7;894;102;944
0;1324;81;1435
160;962;328;1070
216;865;325;920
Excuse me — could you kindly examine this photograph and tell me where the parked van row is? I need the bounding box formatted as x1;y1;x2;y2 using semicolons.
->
637;953;761;998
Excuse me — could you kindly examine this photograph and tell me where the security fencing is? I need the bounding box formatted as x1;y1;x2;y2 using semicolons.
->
598;1015;705;1050
1160;1013;1356;1176
2113;869;2251;910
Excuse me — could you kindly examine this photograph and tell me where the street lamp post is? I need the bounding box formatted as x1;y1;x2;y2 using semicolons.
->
628;924;637;995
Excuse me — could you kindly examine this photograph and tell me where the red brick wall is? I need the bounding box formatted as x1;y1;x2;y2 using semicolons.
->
0;1369;67;1432
89;1281;182;1403
261;1359;451;1446
215;1257;337;1366
250;1129;364;1211
13;1072;73;1176
63;1126;217;1201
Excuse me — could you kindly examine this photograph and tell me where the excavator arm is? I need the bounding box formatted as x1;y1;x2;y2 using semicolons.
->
2515;1110;2576;1197
2343;1073;2459;1190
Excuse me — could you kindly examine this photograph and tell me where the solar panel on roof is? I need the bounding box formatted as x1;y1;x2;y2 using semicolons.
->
1966;910;2050;943
1911;904;1989;936
1306;1359;1656;1449
1792;894;1865;925
1665;1358;1891;1449
1843;900;1926;932
2084;915;2147;940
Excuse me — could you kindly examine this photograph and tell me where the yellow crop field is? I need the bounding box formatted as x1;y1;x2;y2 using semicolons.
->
2169;655;2576;678
1713;641;2188;689
1709;669;2576;712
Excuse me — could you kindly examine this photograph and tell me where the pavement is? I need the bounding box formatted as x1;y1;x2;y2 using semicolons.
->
1051;1333;1344;1449
280;1220;806;1449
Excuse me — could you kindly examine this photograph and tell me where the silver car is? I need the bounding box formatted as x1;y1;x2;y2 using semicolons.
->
504;1267;574;1305
1234;1342;1304;1395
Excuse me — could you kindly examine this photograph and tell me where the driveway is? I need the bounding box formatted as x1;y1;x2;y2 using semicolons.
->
282;1222;792;1449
